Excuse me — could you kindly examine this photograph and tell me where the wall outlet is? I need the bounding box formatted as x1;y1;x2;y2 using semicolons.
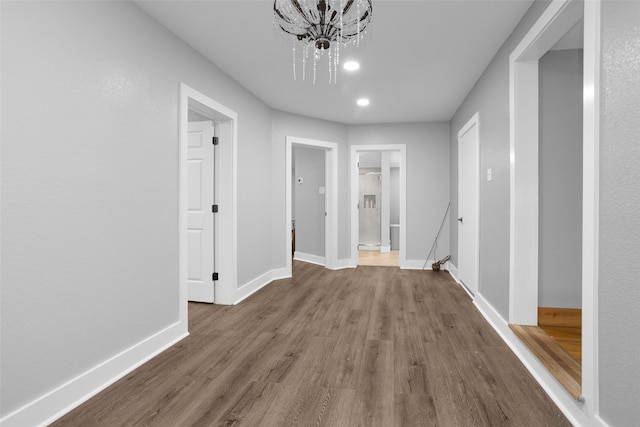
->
319;186;325;194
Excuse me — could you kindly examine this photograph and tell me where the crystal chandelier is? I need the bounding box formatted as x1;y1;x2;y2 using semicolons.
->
273;0;373;84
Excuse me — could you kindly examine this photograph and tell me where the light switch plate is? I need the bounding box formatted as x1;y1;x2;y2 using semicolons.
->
487;168;492;181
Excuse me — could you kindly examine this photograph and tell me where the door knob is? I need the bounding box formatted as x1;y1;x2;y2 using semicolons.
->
458;217;463;223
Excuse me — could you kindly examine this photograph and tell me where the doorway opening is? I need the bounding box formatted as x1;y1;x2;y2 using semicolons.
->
285;136;338;277
292;145;326;266
179;83;238;330
508;0;598;408
350;144;406;268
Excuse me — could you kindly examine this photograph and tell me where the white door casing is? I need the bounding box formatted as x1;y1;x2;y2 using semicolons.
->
179;83;238;316
187;121;215;303
285;136;338;276
508;1;601;422
457;113;480;296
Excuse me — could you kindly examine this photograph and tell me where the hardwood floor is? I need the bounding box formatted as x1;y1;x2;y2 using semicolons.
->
508;307;582;400
538;307;582;362
509;324;581;400
54;262;569;426
358;249;400;267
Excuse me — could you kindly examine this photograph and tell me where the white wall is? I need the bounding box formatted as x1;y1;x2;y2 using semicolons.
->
538;49;583;309
349;123;450;263
293;146;325;259
1;1;272;421
599;1;640;424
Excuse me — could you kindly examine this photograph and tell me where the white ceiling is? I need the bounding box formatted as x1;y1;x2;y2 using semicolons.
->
136;0;534;124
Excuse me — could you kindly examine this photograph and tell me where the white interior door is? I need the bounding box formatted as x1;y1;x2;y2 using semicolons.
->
187;121;215;303
458;115;479;295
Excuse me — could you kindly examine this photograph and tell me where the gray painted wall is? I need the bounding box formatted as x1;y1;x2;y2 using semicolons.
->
538;49;583;308
599;1;640;424
1;1;272;416
271;110;349;267
294;147;326;258
349;123;450;262
449;0;551;317
390;167;400;225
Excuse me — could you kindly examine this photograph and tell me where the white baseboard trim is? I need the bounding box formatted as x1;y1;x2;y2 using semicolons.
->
293;252;325;266
445;261;460;283
330;259;355;270
358;245;380;251
473;294;595;427
401;259;432;270
0;322;187;427
270;267;290;282
595;415;611;427
234;268;290;305
380;245;391;253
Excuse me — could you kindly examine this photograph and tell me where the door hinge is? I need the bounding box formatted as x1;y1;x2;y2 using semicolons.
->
212;272;219;281
212;204;219;213
212;136;219;145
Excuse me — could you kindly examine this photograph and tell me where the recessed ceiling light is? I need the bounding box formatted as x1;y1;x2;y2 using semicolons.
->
343;61;360;71
357;98;370;107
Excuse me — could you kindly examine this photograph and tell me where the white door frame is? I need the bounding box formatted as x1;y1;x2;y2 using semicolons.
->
509;0;600;418
457;112;480;296
285;136;338;276
350;144;407;267
179;83;238;320
509;0;583;325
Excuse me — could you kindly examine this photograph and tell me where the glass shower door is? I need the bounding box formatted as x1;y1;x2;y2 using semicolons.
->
359;170;381;247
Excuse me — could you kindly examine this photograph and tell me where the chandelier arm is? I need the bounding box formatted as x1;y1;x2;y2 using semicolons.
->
274;0;314;32
318;0;327;27
341;0;356;16
289;0;315;28
279;26;310;41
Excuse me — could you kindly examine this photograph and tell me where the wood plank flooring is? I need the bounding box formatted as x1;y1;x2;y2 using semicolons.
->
358;250;400;267
54;262;570;426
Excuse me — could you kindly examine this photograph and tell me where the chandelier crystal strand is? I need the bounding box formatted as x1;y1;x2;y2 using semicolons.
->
303;44;307;81
328;46;332;84
357;1;361;47
313;48;317;85
333;44;340;84
292;40;296;81
273;0;372;83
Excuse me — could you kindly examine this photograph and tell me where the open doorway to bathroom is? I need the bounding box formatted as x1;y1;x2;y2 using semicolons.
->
357;152;399;266
351;146;406;267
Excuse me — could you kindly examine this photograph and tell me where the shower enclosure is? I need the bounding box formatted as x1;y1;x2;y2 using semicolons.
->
359;168;381;248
